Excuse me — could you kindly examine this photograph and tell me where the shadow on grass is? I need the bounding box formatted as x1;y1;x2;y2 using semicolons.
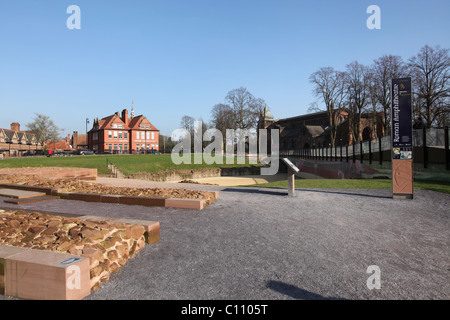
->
266;280;344;300
221;187;392;199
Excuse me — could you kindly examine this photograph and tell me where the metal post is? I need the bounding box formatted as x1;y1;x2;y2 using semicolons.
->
352;140;356;163
445;126;449;171
423;127;427;169
288;168;295;197
379;136;383;165
360;140;363;163
346;145;349;162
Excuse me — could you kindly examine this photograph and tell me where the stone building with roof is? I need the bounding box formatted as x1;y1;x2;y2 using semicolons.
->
259;107;384;151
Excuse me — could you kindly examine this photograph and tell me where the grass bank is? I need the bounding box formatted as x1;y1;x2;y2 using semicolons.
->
0;154;260;176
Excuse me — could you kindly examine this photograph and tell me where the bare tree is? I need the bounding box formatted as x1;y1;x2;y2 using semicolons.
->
345;61;371;143
370;55;407;135
408;45;450;127
180;115;195;132
210;103;234;138
309;67;347;147
225;87;260;130
26;113;63;147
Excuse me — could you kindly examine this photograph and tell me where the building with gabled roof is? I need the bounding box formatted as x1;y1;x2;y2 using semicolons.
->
0;123;43;157
88;105;160;154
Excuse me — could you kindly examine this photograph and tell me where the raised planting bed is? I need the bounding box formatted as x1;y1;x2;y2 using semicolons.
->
0;173;219;210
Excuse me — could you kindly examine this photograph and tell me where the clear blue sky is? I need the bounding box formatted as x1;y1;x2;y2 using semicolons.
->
1;0;449;137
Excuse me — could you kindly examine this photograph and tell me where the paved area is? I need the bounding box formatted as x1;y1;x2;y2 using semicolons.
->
0;178;449;300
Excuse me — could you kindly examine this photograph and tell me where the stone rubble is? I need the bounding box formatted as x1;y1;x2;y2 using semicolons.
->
0;209;146;292
0;173;217;205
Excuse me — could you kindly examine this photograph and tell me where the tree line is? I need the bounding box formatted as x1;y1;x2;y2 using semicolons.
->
177;87;267;152
309;44;449;146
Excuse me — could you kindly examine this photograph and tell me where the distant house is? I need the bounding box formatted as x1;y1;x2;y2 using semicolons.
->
88;105;160;154
46;134;72;152
71;132;88;150
0;122;43;157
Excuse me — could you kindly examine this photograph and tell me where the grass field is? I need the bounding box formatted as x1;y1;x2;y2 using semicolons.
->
0;154;260;176
1;155;449;194
247;177;450;195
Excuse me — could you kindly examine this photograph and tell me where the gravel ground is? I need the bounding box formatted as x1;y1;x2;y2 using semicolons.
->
0;179;449;300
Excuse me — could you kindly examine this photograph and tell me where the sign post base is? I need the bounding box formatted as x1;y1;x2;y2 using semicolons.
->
392;159;413;199
288;168;296;197
282;158;299;197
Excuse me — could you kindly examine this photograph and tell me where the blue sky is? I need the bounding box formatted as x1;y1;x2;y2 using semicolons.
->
1;0;449;137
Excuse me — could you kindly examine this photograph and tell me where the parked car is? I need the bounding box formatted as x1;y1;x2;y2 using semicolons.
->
22;152;35;157
79;149;95;155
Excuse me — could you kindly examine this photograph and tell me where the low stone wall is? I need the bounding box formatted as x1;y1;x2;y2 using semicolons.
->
129;168;222;182
129;166;262;181
0;209;147;292
0;167;97;181
220;166;261;176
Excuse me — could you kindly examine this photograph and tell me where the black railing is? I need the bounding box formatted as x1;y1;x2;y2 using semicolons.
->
280;126;450;170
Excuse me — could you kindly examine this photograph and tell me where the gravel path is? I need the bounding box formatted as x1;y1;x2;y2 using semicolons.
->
1;178;449;300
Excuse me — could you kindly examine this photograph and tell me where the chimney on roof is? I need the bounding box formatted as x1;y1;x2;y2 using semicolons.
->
122;109;129;125
73;131;78;149
10;122;20;131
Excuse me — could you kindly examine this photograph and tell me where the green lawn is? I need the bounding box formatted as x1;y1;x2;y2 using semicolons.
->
247;177;450;195
0;155;112;175
106;154;260;176
0;154;260;176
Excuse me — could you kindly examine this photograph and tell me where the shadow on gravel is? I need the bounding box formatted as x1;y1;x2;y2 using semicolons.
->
221;188;288;196
222;187;391;199
296;188;392;199
267;280;344;300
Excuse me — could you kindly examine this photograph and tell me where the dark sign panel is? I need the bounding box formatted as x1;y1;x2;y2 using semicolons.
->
391;78;413;159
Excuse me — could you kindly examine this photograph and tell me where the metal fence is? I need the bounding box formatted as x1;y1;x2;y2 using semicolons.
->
280;127;450;170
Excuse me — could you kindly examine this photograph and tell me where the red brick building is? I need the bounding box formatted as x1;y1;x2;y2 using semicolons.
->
88;107;159;154
46;134;72;152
